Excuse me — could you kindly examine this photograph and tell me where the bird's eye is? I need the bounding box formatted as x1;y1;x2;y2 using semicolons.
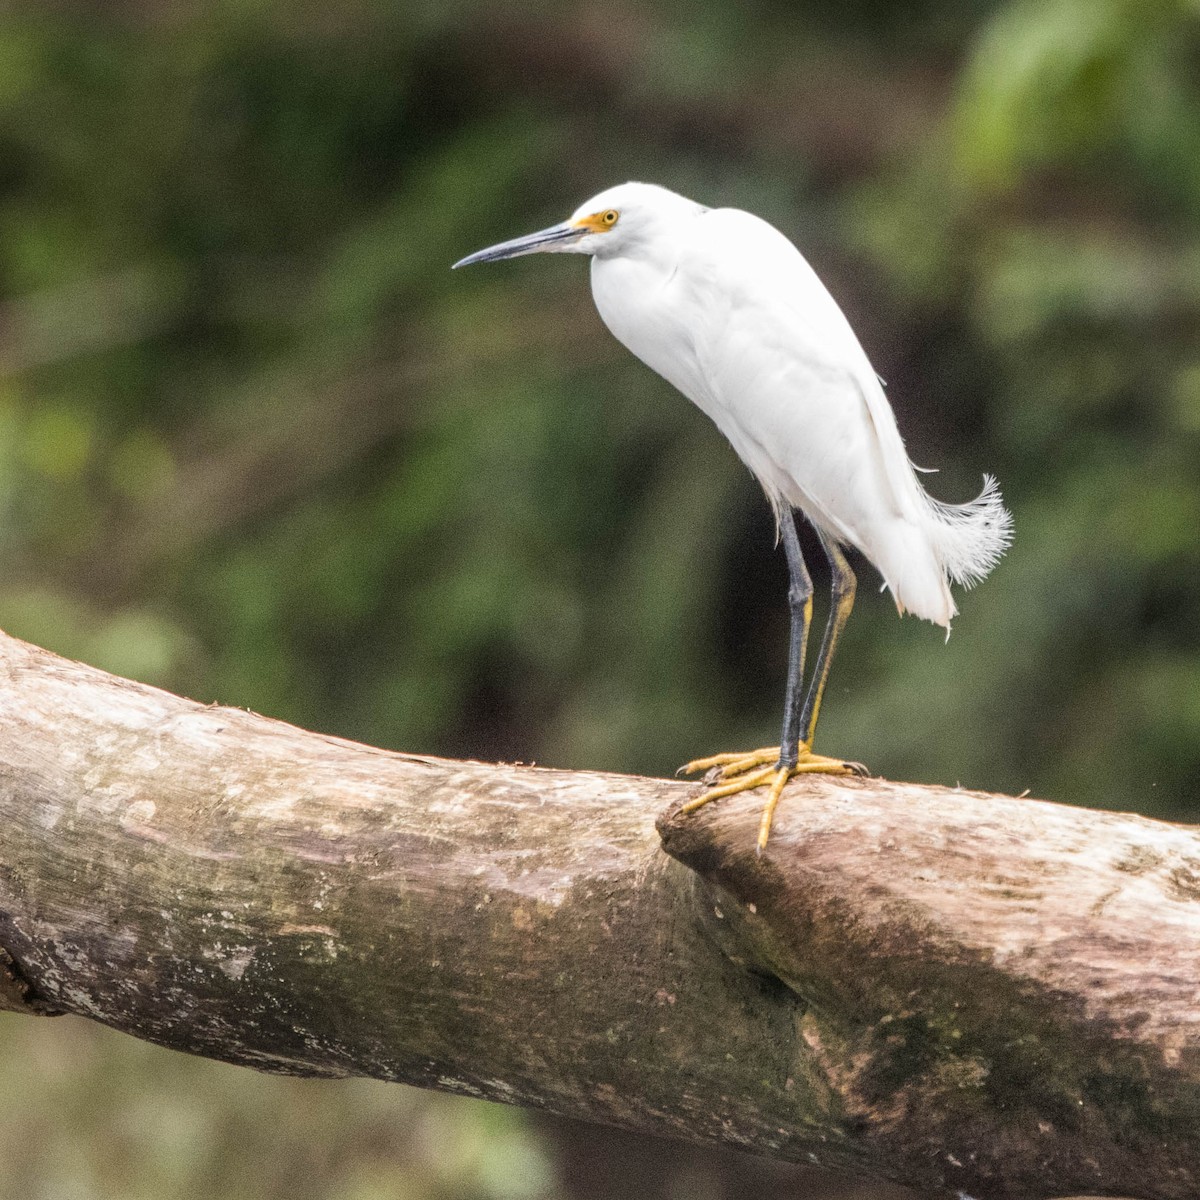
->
602;210;619;226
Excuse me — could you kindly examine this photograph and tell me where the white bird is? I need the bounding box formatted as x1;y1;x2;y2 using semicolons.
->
454;182;1012;851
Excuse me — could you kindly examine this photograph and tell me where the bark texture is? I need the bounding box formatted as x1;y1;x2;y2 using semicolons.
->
0;631;1194;1200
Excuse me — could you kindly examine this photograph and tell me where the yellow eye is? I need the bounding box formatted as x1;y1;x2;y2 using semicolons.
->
575;208;621;233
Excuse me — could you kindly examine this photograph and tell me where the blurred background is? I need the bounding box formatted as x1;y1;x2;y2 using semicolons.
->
0;0;1196;1196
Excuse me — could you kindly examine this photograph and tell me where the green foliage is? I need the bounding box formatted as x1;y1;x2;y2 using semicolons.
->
0;0;1198;1194
0;1017;552;1200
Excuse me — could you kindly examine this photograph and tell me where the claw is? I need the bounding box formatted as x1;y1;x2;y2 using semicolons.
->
678;744;869;851
679;766;776;815
679;747;779;778
757;767;791;855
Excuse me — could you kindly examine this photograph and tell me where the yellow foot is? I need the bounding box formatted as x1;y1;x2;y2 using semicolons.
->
678;745;868;853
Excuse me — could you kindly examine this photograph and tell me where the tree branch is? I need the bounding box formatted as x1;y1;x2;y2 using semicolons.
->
0;631;1193;1200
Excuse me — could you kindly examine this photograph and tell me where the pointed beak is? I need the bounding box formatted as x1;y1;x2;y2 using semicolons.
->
451;221;583;269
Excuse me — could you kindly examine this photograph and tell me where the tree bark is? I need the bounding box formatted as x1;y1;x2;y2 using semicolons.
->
0;631;1193;1200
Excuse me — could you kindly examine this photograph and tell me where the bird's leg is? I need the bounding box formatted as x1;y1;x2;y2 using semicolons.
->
681;509;811;784
679;512;864;852
777;507;814;771
797;529;860;754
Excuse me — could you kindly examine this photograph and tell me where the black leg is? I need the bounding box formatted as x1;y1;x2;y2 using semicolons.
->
798;526;856;749
677;514;863;853
777;508;814;770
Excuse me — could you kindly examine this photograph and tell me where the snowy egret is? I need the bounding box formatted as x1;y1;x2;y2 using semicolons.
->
454;182;1011;851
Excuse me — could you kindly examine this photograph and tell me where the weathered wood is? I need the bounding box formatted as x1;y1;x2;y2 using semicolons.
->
659;783;1200;1200
0;631;1193;1200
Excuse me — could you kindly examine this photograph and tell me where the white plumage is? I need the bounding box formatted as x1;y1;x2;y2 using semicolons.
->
454;180;1012;850
577;183;1011;628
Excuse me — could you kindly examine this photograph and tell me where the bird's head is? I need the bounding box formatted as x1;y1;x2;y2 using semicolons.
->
452;182;703;269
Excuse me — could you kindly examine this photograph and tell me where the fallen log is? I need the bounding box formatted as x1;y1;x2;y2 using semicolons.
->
0;631;1192;1199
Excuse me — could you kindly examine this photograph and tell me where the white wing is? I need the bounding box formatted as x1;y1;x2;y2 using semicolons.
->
589;204;1011;626
683;208;927;521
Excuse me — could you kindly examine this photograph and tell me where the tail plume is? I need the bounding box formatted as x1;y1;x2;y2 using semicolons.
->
927;474;1013;588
